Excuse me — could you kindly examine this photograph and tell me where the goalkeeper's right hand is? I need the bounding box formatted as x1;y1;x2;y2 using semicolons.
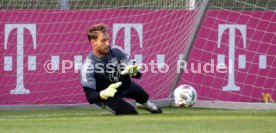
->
100;82;122;100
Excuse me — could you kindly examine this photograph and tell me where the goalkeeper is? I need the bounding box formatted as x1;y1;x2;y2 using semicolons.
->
81;23;162;115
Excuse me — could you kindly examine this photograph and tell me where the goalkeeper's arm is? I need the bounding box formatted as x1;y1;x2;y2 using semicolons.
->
83;86;102;104
111;46;142;79
83;82;122;104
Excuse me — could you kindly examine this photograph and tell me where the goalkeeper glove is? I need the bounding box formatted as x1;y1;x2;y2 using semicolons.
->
120;65;141;76
100;82;122;100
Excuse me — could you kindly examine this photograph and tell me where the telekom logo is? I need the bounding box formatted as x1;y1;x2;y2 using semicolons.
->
4;24;36;94
112;24;143;56
112;23;165;68
218;24;267;91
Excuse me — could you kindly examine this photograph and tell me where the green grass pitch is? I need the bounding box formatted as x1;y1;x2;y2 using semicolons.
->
0;108;276;133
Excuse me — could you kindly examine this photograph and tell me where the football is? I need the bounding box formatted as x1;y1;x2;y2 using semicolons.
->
173;84;198;108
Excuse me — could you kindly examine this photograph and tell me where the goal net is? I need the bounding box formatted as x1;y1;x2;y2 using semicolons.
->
177;0;276;109
0;0;275;109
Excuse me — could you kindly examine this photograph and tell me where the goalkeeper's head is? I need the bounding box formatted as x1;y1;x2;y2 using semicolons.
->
87;23;110;58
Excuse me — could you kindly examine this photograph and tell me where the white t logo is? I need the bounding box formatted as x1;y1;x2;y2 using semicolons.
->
112;24;143;56
4;24;36;94
218;24;246;91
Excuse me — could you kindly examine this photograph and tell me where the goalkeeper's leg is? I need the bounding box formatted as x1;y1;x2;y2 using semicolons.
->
121;82;162;114
99;97;138;115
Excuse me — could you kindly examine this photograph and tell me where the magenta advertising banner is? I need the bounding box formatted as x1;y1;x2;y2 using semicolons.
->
0;10;275;104
183;11;276;102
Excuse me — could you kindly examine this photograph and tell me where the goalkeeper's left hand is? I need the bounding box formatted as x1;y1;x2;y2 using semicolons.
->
120;65;141;76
